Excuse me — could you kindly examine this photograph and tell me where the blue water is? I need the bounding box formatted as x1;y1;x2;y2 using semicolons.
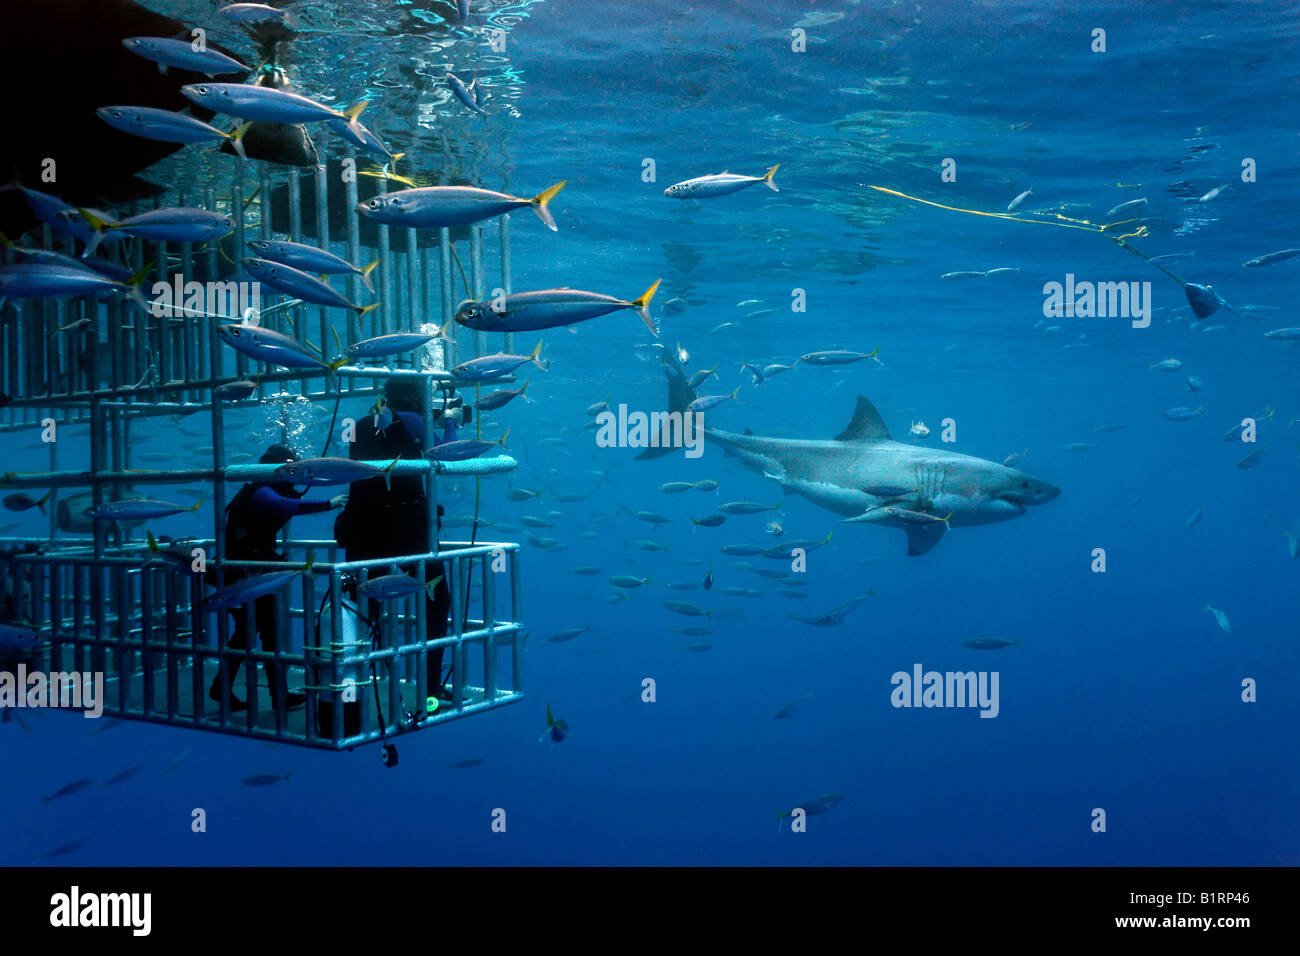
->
4;0;1299;865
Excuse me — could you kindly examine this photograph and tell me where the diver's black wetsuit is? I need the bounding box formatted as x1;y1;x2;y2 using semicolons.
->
213;482;331;711
334;409;452;713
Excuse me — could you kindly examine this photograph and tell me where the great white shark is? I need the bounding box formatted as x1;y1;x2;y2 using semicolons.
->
641;361;1060;556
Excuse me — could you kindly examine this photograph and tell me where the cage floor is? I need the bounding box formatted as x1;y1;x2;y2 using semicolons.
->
92;656;521;745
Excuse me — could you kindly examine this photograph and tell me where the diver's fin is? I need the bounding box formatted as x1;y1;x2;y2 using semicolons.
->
904;522;946;557
835;396;892;442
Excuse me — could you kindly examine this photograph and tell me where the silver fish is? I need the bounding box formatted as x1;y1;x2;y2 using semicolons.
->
664;165;779;198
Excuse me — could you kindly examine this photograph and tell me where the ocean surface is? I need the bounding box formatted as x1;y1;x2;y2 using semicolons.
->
3;0;1299;866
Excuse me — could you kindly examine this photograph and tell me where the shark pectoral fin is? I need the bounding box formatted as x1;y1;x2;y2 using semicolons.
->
904;522;946;557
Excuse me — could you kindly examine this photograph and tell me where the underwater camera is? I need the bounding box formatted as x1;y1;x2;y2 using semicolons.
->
432;391;471;427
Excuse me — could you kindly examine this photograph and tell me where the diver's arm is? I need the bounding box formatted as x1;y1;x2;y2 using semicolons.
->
250;486;334;520
394;410;434;445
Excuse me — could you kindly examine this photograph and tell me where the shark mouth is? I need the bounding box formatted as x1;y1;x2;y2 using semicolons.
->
996;483;1060;506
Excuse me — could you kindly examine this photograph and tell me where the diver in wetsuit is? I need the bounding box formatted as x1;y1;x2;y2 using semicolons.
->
210;444;345;713
333;378;455;726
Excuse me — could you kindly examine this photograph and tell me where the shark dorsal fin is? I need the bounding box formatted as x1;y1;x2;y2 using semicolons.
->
835;396;891;442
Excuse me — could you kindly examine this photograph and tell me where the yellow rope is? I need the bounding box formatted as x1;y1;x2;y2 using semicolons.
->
867;185;1188;288
866;185;1106;233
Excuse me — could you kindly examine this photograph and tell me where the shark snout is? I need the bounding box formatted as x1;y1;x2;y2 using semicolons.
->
999;478;1060;506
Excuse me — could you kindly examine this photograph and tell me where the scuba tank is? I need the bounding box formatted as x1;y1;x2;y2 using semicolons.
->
313;594;367;738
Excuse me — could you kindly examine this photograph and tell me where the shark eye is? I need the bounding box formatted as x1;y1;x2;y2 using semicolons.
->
195;86;208;94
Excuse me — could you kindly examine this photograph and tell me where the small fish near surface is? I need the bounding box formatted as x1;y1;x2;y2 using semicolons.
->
475;382;531;411
446;72;488;116
1242;249;1300;268
1163;406;1204;421
242;258;379;316
121;36;251;76
87;498;201;522
220;3;292;25
0;262;149;308
357;182;567;231
687;388;740;414
274;457;399;488
217;324;348;371
428;433;510;463
664;165;779;199
204;559;314;612
1007;188;1033;211
451;342;548;383
1106;197;1148;218
97;106;249;157
248;240;379;291
182;83;362;124
358;572;444;601
455;281;662;335
81;206;235;256
799;346;881;366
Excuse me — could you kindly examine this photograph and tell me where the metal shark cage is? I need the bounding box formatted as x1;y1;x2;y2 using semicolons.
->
0;146;528;757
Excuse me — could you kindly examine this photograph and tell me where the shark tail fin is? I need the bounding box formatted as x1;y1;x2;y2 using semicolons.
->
636;352;697;461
